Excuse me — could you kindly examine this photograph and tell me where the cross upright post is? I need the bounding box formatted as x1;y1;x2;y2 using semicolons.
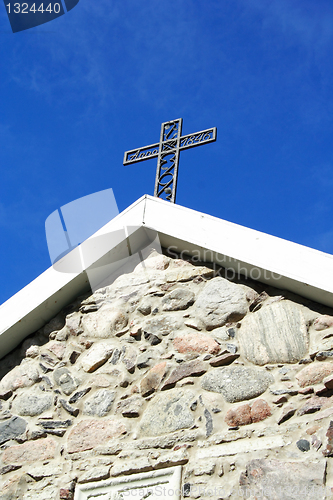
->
123;118;217;203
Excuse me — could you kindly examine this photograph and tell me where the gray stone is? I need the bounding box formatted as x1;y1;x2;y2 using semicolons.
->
12;389;53;416
137;298;152;316
238;301;308;365
83;389;115;417
239;459;326;500
195;277;248;330
53;367;77;395
68;387;91;403
0;416;28;445
60;399;79;417
201;365;273;403
296;439;310;452
143;315;181;337
140;389;195;436
116;395;144;417
162;288;195;311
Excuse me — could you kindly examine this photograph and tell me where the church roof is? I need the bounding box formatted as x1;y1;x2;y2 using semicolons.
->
1;194;333;359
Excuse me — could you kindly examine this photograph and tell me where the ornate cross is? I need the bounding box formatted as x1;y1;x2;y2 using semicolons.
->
123;118;217;203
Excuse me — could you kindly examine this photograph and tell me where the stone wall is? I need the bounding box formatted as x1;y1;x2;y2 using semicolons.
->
1;251;333;499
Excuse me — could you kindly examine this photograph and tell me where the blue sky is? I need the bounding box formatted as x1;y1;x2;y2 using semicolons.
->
1;0;333;305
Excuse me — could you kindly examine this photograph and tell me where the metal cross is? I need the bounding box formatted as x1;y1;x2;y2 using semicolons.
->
123;118;217;203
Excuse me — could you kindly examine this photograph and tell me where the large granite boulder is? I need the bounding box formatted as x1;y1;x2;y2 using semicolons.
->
238;301;308;365
140;389;195;436
195;277;248;330
201;365;273;403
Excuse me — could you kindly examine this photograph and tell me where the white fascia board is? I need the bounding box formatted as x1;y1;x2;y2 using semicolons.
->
142;196;333;307
0;194;332;359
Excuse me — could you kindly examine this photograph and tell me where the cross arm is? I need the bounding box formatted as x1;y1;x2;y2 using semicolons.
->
123;142;160;166
179;127;217;151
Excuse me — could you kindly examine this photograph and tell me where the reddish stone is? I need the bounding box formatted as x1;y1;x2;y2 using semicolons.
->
209;352;239;367
161;360;207;390
173;334;220;355
297;396;332;416
225;404;252;427
2;438;56;465
277;404;296;425
251;399;271;423
47;341;66;360
60;489;73;500
313;315;333;331
296;362;333;388
140;361;167;396
323;421;333;456
67;419;126;453
323;373;333;389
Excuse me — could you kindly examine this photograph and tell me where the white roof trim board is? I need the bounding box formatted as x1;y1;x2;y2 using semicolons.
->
1;194;333;359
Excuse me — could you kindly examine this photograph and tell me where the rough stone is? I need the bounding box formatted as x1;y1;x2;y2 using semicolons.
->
225;403;252;427
140;389;195;436
277;404;296;424
2;437;57;465
122;345;137;373
0;416;28;445
296;439;310;452
192;459;216;476
161;360;207;390
27;463;63;480
314;315;333;331
60;399;79;417
68;387;91;403
165;261;214;283
209;352;239;367
201;365;273;403
195;277;248;329
67;419;126;453
140;361;167;396
297;396;331;416
80;342;114;372
53;367;77;395
224;399;271;427
323;421;333;456
0;464;21;475
134;252;170;272
296;362;333;388
81;304;128;338
137;297;152;316
143;315;181;337
116;395;144;417
65;312;82;335
79;466;110;483
239;459;326;500
46;341;66;360
162;288;195;311
0;361;39;396
250;399;272;423
83;389;115;417
173;334;220;355
11;389;53;416
323;373;333;389
238;301;308;365
111;457;152;476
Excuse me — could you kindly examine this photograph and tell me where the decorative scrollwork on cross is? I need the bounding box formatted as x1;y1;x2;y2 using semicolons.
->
123;118;217;203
